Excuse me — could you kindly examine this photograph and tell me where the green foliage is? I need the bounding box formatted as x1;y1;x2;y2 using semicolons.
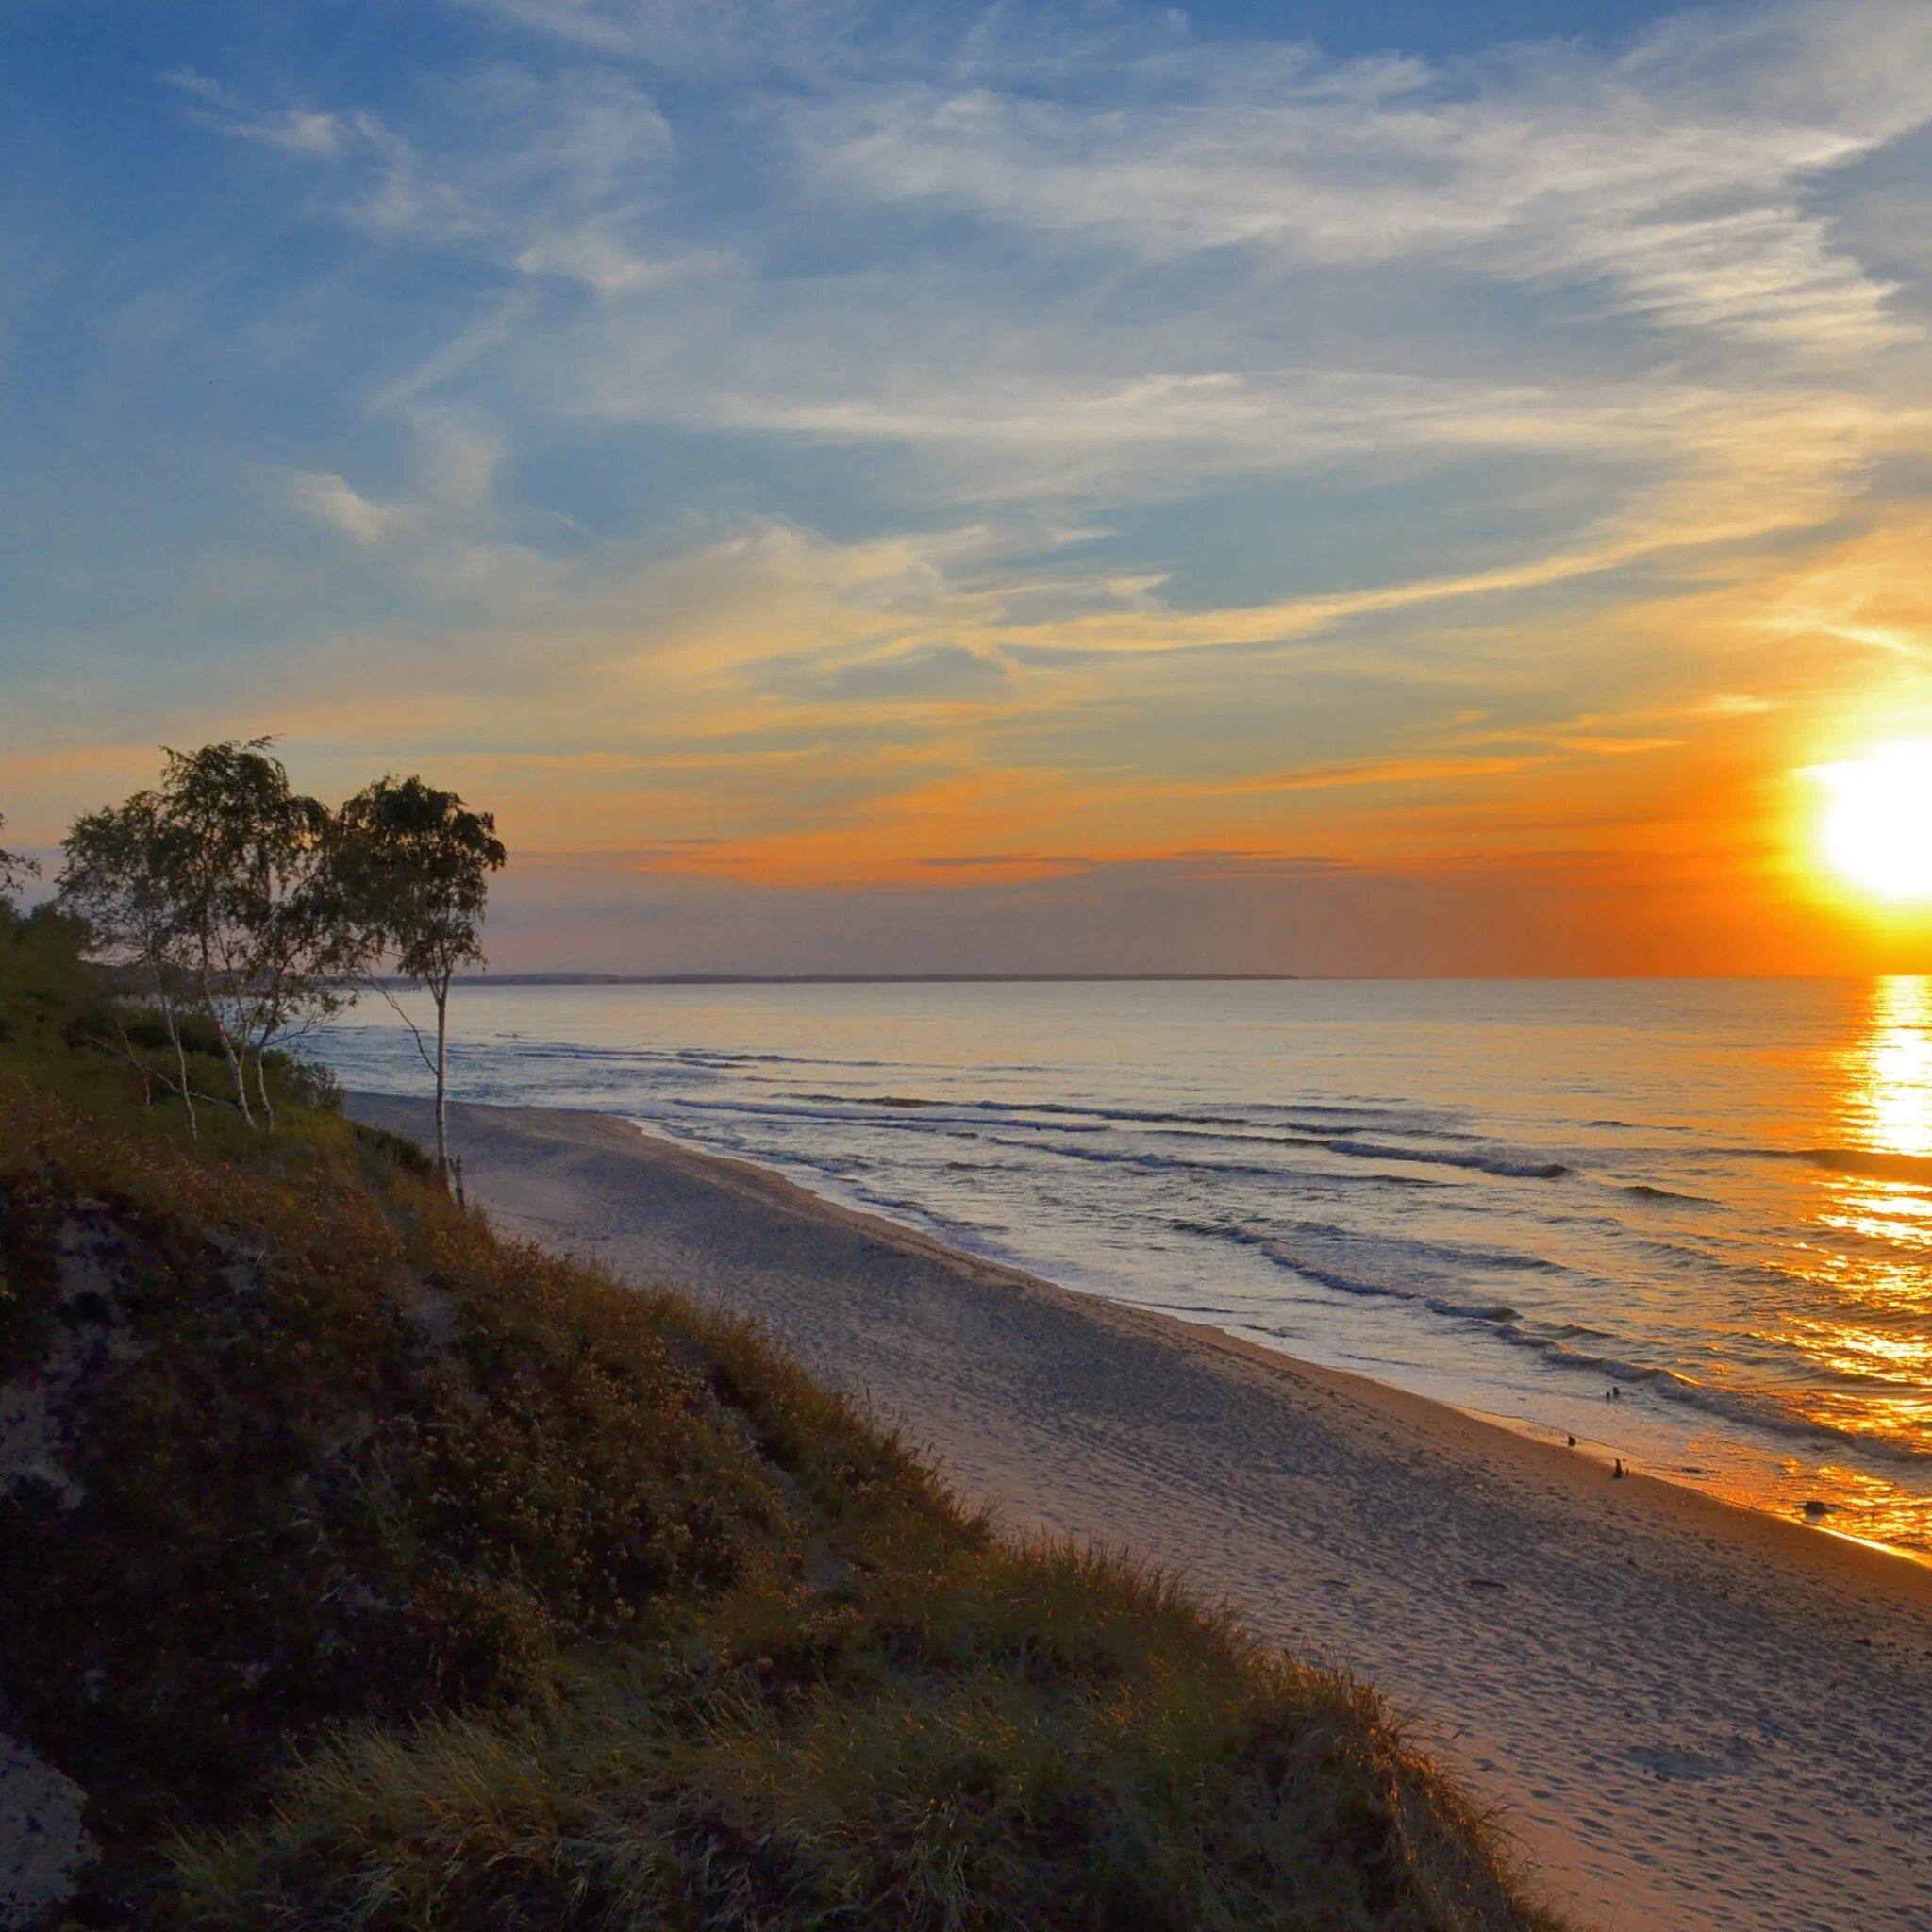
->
0;900;88;1054
0;938;1563;1932
0;894;327;1145
334;774;506;989
43;751;507;1162
0;807;40;900
53;745;358;1134
335;772;508;1169
351;1119;441;1180
175;1560;1537;1932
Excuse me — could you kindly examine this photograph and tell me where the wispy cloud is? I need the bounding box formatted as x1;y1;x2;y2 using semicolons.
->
9;1;1932;968
167;2;1932;515
165;68;350;155
288;471;398;544
795;1;1932;355
173;61;687;291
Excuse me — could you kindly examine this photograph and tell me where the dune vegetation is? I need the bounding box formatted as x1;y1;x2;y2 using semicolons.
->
0;885;1563;1929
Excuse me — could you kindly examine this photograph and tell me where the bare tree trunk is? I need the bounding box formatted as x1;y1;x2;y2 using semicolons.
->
160;990;197;1141
201;963;254;1127
434;979;450;1179
113;1020;155;1109
142;947;199;1141
253;1048;276;1135
224;1031;253;1124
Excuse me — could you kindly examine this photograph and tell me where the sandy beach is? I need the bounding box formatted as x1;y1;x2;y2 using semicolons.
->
353;1094;1932;1932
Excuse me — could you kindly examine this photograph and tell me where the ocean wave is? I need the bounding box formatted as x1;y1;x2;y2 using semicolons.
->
1003;1143;1344;1185
670;1095;1110;1136
1802;1146;1932;1184
1324;1139;1571;1179
504;1040;889;1070
542;1069;1543;1179
1513;1336;1932;1467
1165;1214;1931;1467
1170;1220;1540;1317
1174;1213;1577;1326
784;1092;1240;1127
1156;1124;1407;1152
965;1117;1571;1181
788;1091;1444;1142
1707;1142;1932;1185
1279;1219;1561;1274
1002;1140;1445;1187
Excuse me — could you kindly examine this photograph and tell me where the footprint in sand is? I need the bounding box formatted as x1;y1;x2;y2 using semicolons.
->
1627;1738;1761;1781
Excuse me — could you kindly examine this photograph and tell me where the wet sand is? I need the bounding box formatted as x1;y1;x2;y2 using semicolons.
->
353;1094;1932;1932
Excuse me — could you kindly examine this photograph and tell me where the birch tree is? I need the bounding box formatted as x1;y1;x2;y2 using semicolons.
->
158;741;362;1129
59;743;361;1133
335;775;506;1176
57;792;202;1134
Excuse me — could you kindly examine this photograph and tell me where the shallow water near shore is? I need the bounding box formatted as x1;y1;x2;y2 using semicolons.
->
322;976;1932;1558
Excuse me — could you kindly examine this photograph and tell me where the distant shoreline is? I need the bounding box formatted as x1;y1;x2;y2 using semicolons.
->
430;972;1909;987
449;972;1306;986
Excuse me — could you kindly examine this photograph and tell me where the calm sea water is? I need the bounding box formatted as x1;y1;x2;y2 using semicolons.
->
320;977;1932;1558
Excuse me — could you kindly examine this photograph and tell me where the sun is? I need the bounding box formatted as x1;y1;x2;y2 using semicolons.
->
1811;742;1932;902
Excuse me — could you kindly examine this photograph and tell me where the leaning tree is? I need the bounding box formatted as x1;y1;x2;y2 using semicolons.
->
335;775;506;1176
151;741;353;1130
58;791;204;1133
58;742;358;1132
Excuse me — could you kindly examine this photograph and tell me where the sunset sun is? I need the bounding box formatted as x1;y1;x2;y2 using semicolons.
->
1813;743;1932;902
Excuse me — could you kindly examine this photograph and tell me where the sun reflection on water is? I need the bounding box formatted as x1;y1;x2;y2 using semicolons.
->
1843;975;1932;1158
1779;977;1932;1507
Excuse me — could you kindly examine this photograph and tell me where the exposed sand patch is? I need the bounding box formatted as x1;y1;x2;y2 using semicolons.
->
353;1095;1932;1932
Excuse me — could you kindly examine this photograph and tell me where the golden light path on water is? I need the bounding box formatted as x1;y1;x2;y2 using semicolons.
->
1852;974;1932;1158
1772;976;1932;1552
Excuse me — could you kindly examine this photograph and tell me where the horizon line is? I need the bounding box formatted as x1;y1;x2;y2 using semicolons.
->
444;970;1931;987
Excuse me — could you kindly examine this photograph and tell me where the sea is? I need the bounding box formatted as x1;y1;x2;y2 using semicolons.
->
318;976;1932;1561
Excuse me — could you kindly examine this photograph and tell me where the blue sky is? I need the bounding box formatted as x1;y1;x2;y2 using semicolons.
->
6;0;1932;972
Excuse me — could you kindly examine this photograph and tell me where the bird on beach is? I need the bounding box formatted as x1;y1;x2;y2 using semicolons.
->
1612;1458;1625;1479
1567;1434;1576;1446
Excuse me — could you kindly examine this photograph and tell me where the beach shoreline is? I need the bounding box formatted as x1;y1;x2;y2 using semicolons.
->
599;1108;1932;1598
508;1104;1932;1594
352;1092;1932;1932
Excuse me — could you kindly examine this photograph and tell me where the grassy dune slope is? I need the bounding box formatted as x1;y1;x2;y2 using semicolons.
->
0;908;1562;1930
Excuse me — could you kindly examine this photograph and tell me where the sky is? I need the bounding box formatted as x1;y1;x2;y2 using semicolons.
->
5;0;1932;974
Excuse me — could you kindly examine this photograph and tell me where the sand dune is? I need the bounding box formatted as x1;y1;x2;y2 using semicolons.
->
352;1095;1932;1932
